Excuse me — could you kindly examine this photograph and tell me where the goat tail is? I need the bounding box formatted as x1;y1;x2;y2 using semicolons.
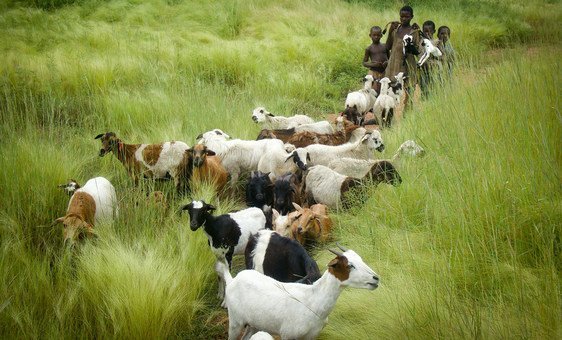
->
215;258;233;286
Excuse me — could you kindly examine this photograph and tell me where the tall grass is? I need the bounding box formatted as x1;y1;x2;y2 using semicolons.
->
1;0;560;338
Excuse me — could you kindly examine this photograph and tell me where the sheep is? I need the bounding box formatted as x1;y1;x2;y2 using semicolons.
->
417;37;442;67
252;107;314;129
246;171;274;210
94;132;189;189
304;130;385;168
290;203;333;247
216;244;380;340
180;200;268;302
257;146;309;181
273;172;304;215
177;143;228;193
245;229;321;285
197;130;286;184
343;75;378;125
53;177;117;245
304;161;401;209
373;77;396;128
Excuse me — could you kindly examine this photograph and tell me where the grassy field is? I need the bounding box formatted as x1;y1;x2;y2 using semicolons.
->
1;0;560;338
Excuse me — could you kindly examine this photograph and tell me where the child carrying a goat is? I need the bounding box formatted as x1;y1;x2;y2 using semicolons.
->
362;25;389;94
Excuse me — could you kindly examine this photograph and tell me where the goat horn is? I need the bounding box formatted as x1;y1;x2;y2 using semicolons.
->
329;248;344;257
336;242;348;252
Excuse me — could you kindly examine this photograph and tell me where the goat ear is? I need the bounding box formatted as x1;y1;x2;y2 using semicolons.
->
272;209;279;219
206;149;216;156
207;204;217;211
285;153;295;163
306;153;311;162
328;258;339;268
267;113;275;117
195;133;203;140
94;133;104;139
52;217;65;226
292;202;303;211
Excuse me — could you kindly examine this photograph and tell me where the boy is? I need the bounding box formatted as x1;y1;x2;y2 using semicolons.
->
384;5;420;113
362;26;389;93
437;25;455;77
419;20;442;99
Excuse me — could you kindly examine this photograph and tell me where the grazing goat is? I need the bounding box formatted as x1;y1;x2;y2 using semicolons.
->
181;200;268;302
291;203;333;247
273;172;304;215
197;129;285;184
53;177;117;245
343;75;378;125
304;130;385;167
304;161;401;209
246;171;274;210
95;132;189;188
216;244;379;340
417;37;442;67
245;229;321;284
252;107;314;129
177;143;228;193
373;77;396;128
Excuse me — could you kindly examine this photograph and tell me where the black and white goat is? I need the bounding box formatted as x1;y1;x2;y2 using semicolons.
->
181;200;268;302
245;230;321;284
246;171;274;210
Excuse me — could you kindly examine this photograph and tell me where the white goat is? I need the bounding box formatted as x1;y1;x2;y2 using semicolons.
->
257;146;310;181
343;75;378;125
373;77;396;128
388;72;406;106
53;177;118;245
304;130;385;167
197;129;286;183
417;38;442;67
216;245;379;340
252;107;314;129
304;162;401;209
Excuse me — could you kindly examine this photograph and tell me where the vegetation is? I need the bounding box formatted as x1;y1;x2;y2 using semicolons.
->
0;0;560;338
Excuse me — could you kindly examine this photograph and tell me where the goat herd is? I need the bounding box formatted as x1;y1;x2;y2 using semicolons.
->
53;82;425;338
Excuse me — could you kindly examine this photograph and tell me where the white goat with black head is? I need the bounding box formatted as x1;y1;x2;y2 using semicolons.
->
216;244;379;340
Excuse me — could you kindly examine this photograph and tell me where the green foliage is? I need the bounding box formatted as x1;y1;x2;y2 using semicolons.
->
1;0;561;338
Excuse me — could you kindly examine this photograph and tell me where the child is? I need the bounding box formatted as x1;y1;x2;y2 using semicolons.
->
384;5;420;113
362;26;389;93
437;25;455;78
419;20;442;99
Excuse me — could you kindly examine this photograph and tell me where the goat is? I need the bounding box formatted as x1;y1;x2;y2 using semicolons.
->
373;77;396;128
245;229;321;284
304;161;401;209
216;244;379;340
177;143;228;193
304;130;385;167
273;172;304;215
402;34;420;66
281;116;365;148
95;132;189;189
53;177;117;245
246;171;274;210
252;107;314;129
417;37;442;67
197;130;285;184
257;146;309;181
290;203;333;247
343;75;378;125
181;200;268;302
272;208;300;237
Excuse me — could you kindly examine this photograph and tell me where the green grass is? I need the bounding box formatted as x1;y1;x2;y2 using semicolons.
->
1;0;561;338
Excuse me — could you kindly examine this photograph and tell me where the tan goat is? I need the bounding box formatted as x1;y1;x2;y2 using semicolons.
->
290;203;333;246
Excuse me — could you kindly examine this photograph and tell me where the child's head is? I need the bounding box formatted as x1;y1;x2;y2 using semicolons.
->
399;6;414;26
369;26;382;43
438;26;450;43
423;20;436;38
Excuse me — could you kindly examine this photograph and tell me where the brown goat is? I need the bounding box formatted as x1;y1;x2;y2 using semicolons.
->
95;132;189;187
179;144;228;192
284;117;361;148
53;192;96;244
290;203;333;247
